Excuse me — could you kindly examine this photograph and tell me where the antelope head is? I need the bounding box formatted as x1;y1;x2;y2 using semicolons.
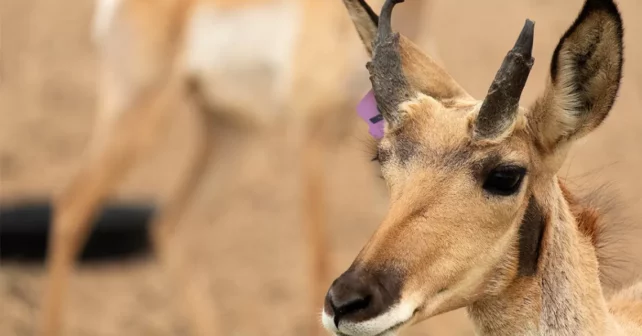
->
323;0;624;335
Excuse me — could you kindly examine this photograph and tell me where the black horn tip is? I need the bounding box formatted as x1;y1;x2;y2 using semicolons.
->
385;0;406;8
513;19;535;57
378;0;405;37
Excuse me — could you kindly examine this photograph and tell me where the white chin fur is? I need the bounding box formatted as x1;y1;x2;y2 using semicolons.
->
321;302;415;336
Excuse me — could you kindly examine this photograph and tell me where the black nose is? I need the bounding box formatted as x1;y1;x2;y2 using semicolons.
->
324;268;401;327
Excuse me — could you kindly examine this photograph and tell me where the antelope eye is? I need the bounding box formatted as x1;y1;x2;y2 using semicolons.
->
483;166;526;196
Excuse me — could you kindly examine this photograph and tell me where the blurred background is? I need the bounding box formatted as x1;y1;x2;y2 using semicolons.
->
1;0;641;335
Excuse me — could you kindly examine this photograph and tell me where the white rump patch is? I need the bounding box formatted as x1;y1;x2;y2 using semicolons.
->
92;0;122;44
184;0;302;112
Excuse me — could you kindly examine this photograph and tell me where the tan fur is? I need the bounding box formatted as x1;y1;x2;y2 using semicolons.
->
328;1;642;335
559;180;600;247
38;0;437;336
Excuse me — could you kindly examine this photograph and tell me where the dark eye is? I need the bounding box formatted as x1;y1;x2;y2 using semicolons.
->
483;166;526;196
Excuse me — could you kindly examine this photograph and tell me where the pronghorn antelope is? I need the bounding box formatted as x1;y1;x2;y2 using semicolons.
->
323;0;642;335
38;0;436;335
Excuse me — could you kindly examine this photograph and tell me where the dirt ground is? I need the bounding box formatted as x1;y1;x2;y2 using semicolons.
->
1;0;641;335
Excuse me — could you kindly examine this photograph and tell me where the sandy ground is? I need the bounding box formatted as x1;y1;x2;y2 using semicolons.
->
1;0;642;335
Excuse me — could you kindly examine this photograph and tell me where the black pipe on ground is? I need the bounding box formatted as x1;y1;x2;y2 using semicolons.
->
0;200;155;264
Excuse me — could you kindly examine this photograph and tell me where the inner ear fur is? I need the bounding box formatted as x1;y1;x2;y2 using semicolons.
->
528;0;623;152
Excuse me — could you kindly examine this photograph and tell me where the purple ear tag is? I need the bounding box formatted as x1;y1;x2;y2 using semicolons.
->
357;90;384;140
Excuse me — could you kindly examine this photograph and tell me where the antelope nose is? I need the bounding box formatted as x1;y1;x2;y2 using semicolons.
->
324;269;398;327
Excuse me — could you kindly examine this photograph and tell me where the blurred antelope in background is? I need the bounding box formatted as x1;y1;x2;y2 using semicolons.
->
38;0;439;335
323;0;642;335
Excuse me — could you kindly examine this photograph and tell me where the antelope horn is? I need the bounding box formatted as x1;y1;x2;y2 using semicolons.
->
475;19;535;139
366;0;412;125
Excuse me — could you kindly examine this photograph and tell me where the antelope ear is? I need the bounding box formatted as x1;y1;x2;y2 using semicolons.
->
342;0;379;56
529;0;623;152
342;0;471;102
